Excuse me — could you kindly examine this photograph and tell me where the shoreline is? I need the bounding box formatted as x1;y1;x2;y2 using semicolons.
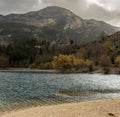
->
0;68;119;74
1;98;120;117
0;69;57;74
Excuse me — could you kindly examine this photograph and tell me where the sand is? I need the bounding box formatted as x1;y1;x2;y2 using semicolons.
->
1;98;120;117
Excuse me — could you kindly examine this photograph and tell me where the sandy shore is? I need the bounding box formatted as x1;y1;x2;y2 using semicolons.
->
1;98;120;117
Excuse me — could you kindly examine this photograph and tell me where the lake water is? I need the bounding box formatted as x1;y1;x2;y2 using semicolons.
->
0;71;120;112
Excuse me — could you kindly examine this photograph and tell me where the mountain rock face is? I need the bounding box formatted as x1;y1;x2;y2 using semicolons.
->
0;6;119;45
106;31;120;48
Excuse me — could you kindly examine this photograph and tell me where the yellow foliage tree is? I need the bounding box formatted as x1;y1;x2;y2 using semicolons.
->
103;41;115;55
115;55;120;67
73;58;85;68
52;54;74;69
85;59;93;67
52;54;93;71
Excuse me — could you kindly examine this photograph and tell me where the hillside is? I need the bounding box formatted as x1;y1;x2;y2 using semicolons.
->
0;6;119;45
0;23;42;46
0;29;120;73
0;6;120;71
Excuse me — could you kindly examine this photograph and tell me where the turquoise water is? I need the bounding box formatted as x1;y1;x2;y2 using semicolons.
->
0;71;120;111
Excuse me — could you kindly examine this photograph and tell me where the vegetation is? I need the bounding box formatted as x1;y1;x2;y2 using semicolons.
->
115;56;120;67
0;30;120;73
0;7;119;74
52;54;93;71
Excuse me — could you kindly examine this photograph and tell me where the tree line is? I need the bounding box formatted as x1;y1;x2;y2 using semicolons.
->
0;32;120;73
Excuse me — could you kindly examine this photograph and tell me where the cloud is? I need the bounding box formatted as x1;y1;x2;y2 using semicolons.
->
0;0;42;14
97;0;120;11
84;2;120;27
0;0;120;26
41;0;120;26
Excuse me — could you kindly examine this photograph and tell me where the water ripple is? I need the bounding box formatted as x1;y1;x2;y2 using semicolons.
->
0;72;120;111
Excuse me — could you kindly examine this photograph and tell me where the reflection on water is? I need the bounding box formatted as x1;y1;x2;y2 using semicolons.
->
0;71;120;111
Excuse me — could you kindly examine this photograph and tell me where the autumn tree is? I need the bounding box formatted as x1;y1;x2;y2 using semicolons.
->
103;41;116;55
52;54;93;72
99;55;112;73
115;55;120;67
85;59;93;72
52;54;74;70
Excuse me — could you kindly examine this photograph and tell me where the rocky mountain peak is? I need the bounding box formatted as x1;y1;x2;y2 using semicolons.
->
0;6;119;45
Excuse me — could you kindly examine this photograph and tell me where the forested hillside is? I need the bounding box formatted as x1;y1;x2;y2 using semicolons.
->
0;6;119;73
0;31;120;74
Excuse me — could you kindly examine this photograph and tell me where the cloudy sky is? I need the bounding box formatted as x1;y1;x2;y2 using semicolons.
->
0;0;120;26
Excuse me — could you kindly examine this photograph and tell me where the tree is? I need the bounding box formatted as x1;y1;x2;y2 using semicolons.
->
0;55;9;68
115;55;120;67
99;55;112;73
103;41;115;55
73;58;85;70
52;54;92;72
52;54;74;70
85;59;93;72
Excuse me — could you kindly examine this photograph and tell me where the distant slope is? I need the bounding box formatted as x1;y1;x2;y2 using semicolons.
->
0;6;119;45
0;23;41;45
106;31;120;48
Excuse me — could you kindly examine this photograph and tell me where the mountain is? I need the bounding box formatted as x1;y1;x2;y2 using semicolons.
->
0;23;42;46
0;6;119;45
106;31;120;48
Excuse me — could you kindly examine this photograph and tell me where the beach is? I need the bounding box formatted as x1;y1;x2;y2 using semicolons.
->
1;98;120;117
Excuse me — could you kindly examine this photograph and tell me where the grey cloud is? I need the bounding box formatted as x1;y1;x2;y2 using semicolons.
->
41;0;120;26
0;0;40;14
84;3;120;27
98;0;120;11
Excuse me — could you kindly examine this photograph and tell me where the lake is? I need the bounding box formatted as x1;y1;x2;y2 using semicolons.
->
0;71;120;112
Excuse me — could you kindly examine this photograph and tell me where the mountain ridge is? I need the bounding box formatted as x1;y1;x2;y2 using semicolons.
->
0;6;118;28
0;6;119;45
